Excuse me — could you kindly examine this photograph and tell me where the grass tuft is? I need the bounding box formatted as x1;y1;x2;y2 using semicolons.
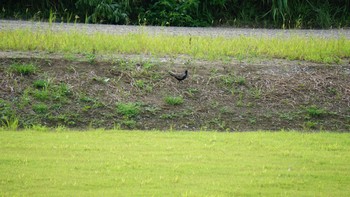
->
306;105;327;118
165;96;184;105
33;89;49;101
33;103;49;114
33;79;49;89
116;102;140;118
9;63;37;75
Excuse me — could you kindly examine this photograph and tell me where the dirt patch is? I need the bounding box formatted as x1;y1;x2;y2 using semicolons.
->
1;53;349;131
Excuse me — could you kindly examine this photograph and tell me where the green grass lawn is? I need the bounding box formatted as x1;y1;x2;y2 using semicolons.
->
1;130;349;196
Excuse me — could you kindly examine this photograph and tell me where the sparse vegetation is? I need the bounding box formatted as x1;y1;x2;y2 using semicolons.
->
0;56;348;131
221;75;246;87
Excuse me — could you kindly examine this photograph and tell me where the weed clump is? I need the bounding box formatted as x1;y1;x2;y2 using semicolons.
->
10;63;37;75
0;99;17;129
33;80;48;89
165;96;184;105
33;90;50;101
221;75;246;86
58;83;72;96
306;105;327;118
116;102;140;118
33;103;48;114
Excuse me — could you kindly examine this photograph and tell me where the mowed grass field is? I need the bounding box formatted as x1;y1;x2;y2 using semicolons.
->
1;130;349;196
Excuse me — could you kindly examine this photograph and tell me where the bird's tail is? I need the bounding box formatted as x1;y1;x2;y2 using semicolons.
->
168;71;176;77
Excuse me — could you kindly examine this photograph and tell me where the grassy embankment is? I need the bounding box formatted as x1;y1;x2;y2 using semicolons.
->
0;28;349;63
1;27;350;195
1;130;350;196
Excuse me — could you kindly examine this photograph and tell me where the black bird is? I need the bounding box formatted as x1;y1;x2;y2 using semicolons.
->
169;70;188;82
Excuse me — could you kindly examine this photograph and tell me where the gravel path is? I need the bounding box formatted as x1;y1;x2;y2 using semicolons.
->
1;19;350;39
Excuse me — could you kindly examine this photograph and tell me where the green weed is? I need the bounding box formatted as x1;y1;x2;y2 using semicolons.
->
186;88;199;97
33;89;49;101
116;102;140;118
306;105;327;118
221;75;246;87
0;99;18;129
134;80;153;93
160;113;178;119
236;92;244;107
86;53;96;63
304;121;318;130
19;88;31;108
135;79;145;89
144;105;160;115
236;76;246;85
82;105;91;112
30;124;49;131
219;106;229;114
249;118;257;124
80;95;94;103
209;117;226;130
2;117;19;130
33;103;48;114
120;119;137;129
141;62;155;70
58;83;72;96
9;63;37;75
33;79;49;89
63;53;78;61
250;87;262;99
164;96;184;105
279;112;297;121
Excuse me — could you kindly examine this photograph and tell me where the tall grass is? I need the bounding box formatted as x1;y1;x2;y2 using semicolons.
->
0;130;350;196
0;29;349;63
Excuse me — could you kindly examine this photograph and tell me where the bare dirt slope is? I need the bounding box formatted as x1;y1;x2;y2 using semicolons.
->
1;52;349;131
